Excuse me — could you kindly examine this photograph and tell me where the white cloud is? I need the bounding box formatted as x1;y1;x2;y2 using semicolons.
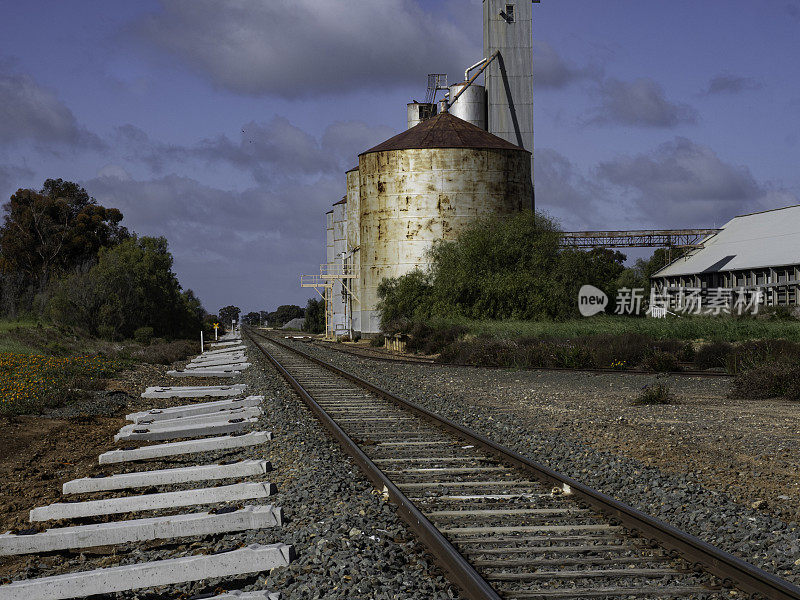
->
139;0;474;98
96;164;132;180
534;41;591;89
0;65;103;148
0;163;35;202
595;137;796;226
114;117;395;183
589;77;697;128
534;148;604;229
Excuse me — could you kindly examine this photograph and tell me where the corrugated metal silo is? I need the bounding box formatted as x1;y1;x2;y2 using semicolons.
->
406;102;436;129
331;198;347;334
447;82;487;130
324;210;335;336
357;112;532;334
325;210;334;266
345;166;361;334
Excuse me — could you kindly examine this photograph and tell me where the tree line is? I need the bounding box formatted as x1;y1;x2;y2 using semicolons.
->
0;178;208;340
219;299;324;333
377;211;674;330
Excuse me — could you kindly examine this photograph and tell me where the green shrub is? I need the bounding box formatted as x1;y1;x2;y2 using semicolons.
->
725;339;800;374
98;324;117;341
731;362;800;400
654;339;694;362
437;338;521;367
302;298;325;334
694;341;733;370
369;335;384;348
377;270;432;331
761;305;798;321
642;350;680;373
377;212;627;328
134;326;154;344
405;322;467;355
633;383;675;405
583;333;651;368
47;236;204;339
551;343;594;369
517;338;559;368
131;339;196;365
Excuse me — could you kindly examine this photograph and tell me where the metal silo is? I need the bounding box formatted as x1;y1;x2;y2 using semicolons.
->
345;166;361;334
324;210;335;336
447;82;487;129
325;210;334;267
357;112;532;335
483;0;534;208
331;198;347;335
406;102;436;129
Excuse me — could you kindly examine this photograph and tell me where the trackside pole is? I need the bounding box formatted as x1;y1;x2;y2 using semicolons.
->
200;331;204;353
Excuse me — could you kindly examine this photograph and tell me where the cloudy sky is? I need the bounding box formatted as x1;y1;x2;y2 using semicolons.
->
1;0;798;314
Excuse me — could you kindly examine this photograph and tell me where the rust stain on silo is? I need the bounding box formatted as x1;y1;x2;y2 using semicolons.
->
356;112;532;334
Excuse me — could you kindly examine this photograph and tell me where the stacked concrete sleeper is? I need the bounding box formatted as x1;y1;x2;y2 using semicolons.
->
0;334;292;600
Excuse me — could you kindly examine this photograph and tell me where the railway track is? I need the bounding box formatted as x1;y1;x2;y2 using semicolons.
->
310;338;730;378
247;327;800;600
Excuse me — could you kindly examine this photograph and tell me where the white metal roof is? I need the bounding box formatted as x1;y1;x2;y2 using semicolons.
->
653;204;800;278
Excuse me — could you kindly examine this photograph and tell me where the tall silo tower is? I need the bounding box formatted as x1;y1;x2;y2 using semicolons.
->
483;0;534;206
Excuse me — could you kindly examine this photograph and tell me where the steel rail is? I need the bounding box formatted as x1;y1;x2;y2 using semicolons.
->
311;339;731;379
245;329;502;600
248;327;800;600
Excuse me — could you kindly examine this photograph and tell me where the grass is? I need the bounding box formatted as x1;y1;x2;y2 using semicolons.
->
0;319;51;354
0;318;43;333
0;318;198;415
0;353;125;415
633;383;676;405
425;314;800;342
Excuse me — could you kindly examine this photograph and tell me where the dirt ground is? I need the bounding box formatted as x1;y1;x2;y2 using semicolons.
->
0;362;199;578
0;363;173;533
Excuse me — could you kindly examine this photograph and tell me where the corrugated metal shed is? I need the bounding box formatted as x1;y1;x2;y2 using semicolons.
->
654;205;800;277
360;112;525;155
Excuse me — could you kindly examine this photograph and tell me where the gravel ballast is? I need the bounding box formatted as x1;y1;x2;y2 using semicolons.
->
0;339;460;599
283;337;800;585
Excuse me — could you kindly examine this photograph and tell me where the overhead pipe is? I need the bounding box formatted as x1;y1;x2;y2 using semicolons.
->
444;50;500;111
464;58;488;82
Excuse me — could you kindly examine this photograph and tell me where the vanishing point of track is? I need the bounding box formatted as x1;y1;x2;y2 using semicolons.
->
246;327;800;600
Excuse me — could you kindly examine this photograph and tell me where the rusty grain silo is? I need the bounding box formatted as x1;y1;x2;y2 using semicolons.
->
357;111;532;334
345;166;361;334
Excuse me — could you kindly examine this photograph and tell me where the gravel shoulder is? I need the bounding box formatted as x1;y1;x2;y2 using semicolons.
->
0;341;460;599
288;338;800;584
